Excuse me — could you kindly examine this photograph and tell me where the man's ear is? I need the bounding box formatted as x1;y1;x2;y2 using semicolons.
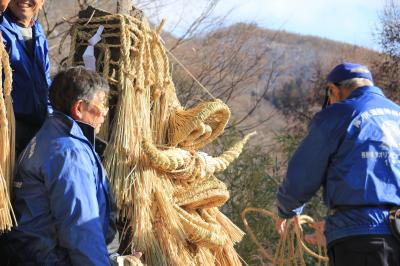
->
70;100;85;120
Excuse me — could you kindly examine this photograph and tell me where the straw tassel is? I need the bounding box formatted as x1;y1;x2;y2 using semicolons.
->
0;33;16;232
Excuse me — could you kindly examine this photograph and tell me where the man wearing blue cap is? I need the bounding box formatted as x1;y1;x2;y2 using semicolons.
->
275;62;400;265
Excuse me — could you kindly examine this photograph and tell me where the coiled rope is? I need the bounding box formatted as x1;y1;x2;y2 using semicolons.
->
242;208;328;266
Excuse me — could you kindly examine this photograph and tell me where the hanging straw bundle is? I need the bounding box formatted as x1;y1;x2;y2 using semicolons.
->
0;33;16;232
68;6;255;265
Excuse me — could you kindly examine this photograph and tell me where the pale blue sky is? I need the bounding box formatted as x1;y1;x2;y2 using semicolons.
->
142;0;385;50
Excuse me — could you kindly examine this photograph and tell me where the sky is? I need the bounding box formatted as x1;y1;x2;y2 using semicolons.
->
140;0;385;51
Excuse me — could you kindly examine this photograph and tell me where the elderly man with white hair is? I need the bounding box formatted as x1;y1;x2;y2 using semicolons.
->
276;63;400;266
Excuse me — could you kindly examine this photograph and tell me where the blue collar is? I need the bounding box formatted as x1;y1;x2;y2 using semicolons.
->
1;10;43;39
49;111;96;147
48;112;108;191
347;86;384;99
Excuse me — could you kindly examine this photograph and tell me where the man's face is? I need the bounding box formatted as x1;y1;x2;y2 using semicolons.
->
80;91;109;134
8;0;44;26
0;0;10;12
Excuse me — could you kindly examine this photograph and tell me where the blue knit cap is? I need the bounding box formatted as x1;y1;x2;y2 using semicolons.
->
327;63;373;84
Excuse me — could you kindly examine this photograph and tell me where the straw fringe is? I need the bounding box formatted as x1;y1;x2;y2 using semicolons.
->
215;209;245;243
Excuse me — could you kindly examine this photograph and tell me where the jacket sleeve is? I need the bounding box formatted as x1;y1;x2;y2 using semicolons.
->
105;177;120;255
43;148;110;266
276;115;341;218
42;35;53;114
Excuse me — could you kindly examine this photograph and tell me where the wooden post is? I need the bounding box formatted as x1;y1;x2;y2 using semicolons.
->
116;0;133;15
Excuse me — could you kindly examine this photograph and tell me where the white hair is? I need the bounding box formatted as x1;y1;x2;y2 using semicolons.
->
337;78;374;91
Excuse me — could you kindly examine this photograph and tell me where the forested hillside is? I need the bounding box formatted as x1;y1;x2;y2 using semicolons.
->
41;2;381;144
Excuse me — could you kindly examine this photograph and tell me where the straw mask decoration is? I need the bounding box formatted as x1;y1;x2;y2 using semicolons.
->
67;6;255;265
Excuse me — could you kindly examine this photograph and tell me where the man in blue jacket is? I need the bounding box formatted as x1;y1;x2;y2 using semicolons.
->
0;0;52;157
2;67;119;265
276;63;400;265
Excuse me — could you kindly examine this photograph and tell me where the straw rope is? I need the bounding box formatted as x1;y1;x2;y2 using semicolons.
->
168;100;231;150
142;131;256;182
173;176;229;209
68;9;252;265
241;208;328;265
212;132;256;172
0;33;16;232
141;139;192;172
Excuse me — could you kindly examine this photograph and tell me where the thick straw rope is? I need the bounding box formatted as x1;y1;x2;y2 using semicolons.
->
0;33;16;232
173;176;229;209
241;208;328;266
168;100;231;150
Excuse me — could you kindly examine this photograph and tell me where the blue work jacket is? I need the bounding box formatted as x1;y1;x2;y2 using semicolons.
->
0;11;51;125
277;86;400;244
6;112;112;265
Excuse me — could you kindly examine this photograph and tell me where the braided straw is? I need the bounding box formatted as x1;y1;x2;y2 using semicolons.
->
205;131;256;173
173;176;229;209
141;139;192;171
0;33;16;232
241;208;328;265
143;132;256;182
174;204;228;248
168;100;231;150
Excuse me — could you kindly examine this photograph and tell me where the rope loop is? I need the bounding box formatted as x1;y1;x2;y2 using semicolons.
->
242;207;328;265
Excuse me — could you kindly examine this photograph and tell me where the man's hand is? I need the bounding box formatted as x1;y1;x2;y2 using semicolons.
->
275;217;287;235
304;220;326;246
110;251;143;266
275;216;301;235
132;251;142;259
115;251;144;266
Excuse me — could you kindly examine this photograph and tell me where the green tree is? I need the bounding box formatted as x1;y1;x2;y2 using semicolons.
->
212;128;279;265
